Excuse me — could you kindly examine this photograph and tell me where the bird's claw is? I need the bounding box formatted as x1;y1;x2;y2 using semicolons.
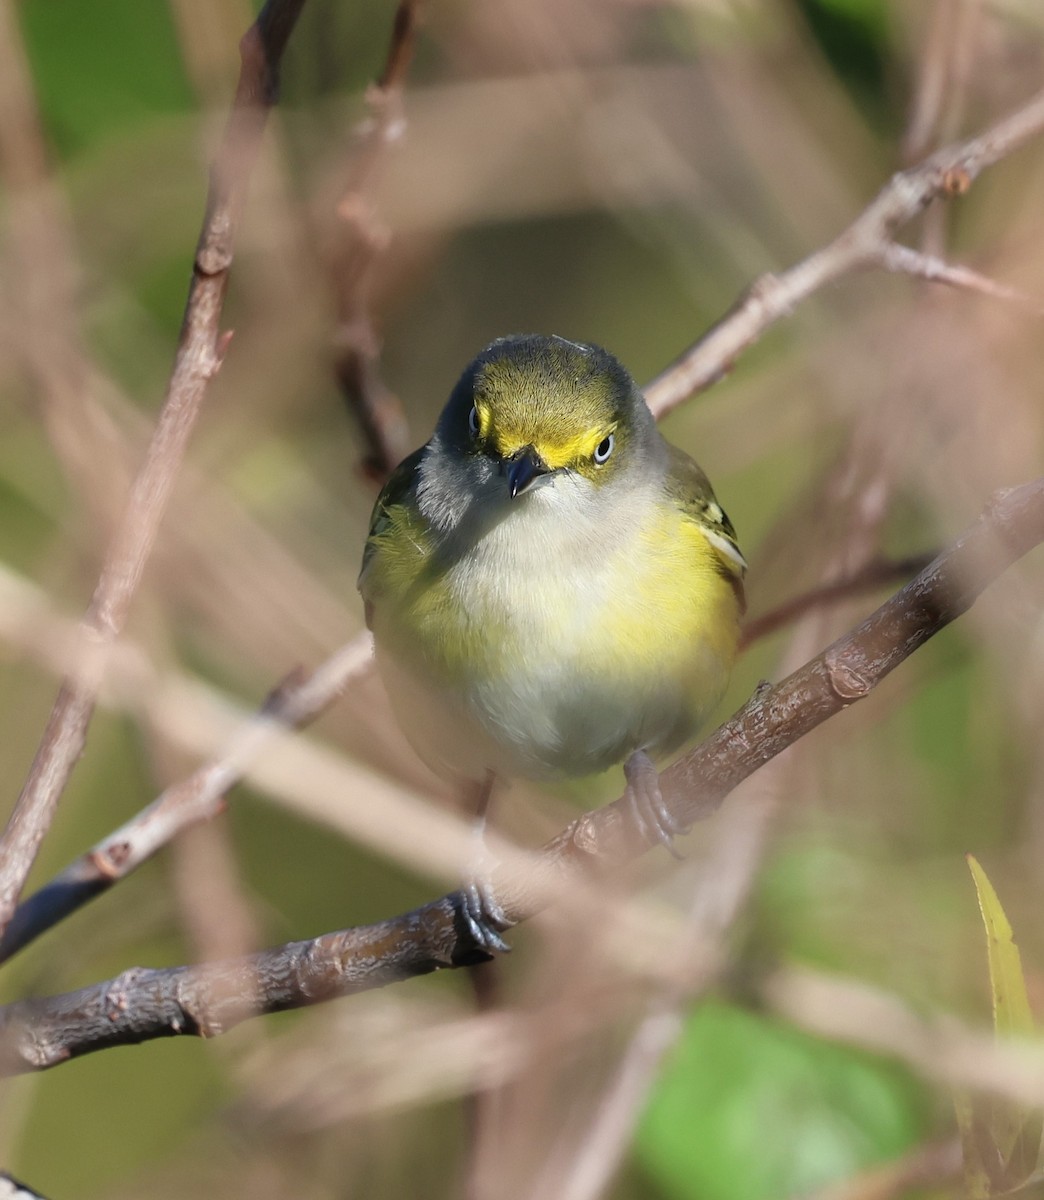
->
460;875;513;955
624;751;687;859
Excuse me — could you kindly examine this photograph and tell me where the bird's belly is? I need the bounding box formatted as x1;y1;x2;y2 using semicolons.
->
374;528;736;785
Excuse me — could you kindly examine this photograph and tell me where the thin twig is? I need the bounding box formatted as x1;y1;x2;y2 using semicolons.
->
331;0;423;479
0;636;371;963
797;1138;962;1200
738;553;936;650
1;476;1041;1074
875;242;1044;312
535;783;778;1200
643;85;1044;419
901;0;981;256
0;0;309;939
763;965;1044;1109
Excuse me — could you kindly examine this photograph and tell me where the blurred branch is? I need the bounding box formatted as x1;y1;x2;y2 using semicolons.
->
738;552;935;650
0;0;310;939
331;0;421;479
643;84;1044;419
901;0;981;257
763;964;1044;1109
2;476;1042;1074
0;548;939;962
0;636;371;964
798;1138;962;1200
531;784;778;1200
0;548;943;962
874;243;1044;311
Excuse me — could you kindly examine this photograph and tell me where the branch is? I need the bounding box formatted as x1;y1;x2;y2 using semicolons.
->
874;242;1044;312
763;964;1044;1109
0;636;372;964
331;0;422;478
738;553;936;650
643;86;1044;418
0;0;309;938
0;548;933;963
2;477;1041;1074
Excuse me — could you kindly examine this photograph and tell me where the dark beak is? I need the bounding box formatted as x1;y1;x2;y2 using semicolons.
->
506;446;549;498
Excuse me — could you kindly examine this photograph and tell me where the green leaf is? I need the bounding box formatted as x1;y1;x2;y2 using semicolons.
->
956;855;1041;1194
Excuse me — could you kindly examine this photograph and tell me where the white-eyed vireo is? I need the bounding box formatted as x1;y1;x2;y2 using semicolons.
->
359;335;746;950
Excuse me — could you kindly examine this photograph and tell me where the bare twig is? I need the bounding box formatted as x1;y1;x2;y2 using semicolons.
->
643;86;1044;419
738;553;935;650
0;635;371;963
874;242;1044;312
331;0;422;478
1;476;1041;1074
797;1138;961;1200
763;965;1044;1108
902;0;980;164
901;0;981;257
0;0;309;939
534;782;778;1200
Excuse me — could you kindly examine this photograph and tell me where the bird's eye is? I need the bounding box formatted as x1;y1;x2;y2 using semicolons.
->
468;405;480;438
593;433;614;465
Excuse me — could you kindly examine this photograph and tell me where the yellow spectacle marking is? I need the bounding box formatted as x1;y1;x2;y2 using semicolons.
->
492;426;613;470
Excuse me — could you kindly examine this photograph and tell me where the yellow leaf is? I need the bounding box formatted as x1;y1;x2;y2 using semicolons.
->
960;854;1041;1191
967;854;1034;1039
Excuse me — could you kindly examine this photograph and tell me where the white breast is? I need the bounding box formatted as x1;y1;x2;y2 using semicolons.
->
380;472;701;784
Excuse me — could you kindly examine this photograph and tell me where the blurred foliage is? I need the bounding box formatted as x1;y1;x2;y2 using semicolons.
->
1;0;1043;1198
638;1001;925;1200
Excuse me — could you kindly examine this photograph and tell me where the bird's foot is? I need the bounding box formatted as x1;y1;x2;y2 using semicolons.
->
623;750;686;859
459;881;513;955
459;832;513;955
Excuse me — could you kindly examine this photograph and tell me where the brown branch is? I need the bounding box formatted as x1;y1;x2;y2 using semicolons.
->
643;85;1044;419
0;551;937;963
738;552;936;650
874;242;1044;312
1;476;1041;1075
331;0;423;479
0;0;309;939
0;636;371;964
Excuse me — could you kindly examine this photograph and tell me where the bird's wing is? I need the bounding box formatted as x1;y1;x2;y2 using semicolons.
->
357;446;425;595
665;443;747;591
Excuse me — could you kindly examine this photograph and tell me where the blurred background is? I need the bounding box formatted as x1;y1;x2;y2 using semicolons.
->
1;0;1044;1196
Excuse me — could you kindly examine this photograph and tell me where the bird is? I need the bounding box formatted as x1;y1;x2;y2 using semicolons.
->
359;334;746;951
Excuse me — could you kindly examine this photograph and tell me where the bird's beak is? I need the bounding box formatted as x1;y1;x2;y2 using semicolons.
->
505;446;549;498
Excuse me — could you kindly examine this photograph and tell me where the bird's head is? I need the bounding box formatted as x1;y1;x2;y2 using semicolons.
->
434;334;659;500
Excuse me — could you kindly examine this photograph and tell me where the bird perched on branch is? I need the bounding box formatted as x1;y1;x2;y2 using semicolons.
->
359;334;746;951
